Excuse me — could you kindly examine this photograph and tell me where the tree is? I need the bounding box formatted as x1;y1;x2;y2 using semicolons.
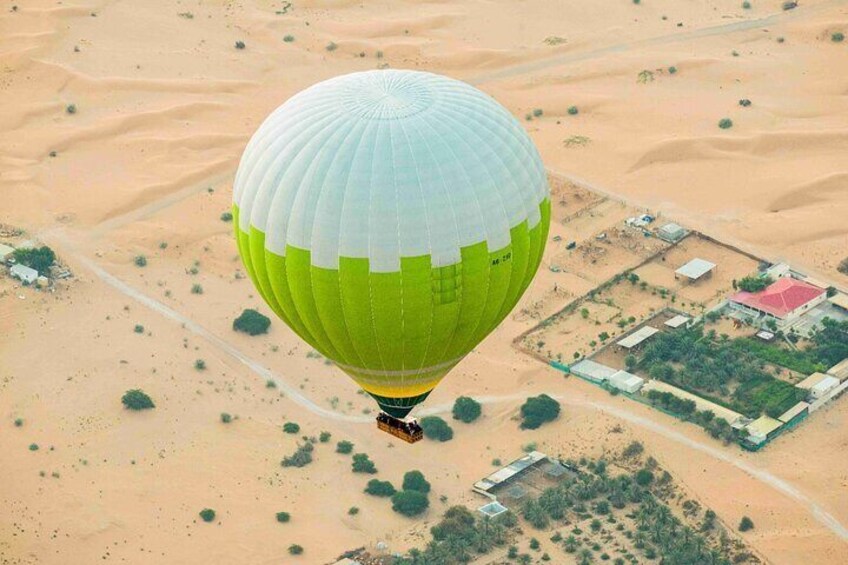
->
738;516;754;532
635;469;654;486
199;508;216;522
352;453;377;473
519;394;560;429
452;396;481;423
420;416;453;441
281;442;313;468
122;389;155;410
336;440;354;454
402;470;431;494
12;246;55;275
625;354;638;371
365;479;396;497
392;490;429;517
737;275;772;292
233;309;271;335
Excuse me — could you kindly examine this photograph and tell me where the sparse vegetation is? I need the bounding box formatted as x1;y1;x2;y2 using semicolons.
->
739;98;752;107
233;309;271;335
336;440;354;454
452;396;481;423
737;274;772;292
351;453;377;474
319;431;331;443
199;508;216;522
391;489;429;517
235;40;245;49
191;284;204;294
832;32;845;43
420;416;454;441
519;394;560;429
276;511;290;523
742;1;751;9
14;418;23;427
718;118;733;129
29;443;39;451
122;389;155;411
288;544;303;555
194;359;206;371
281;442;314;468
220;211;233;222
365;479;396;497
134;255;147;267
326;42;338;51
283;34;295;42
402;470;431;494
348;506;359;515
134;324;145;334
567;106;579;115
282;422;300;434
220;412;232;424
66;104;77;114
739;516;754;532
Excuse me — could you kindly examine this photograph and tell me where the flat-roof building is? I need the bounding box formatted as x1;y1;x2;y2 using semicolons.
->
827;358;848;382
777;401;810;425
664;314;690;329
829;293;848;313
0;243;14;262
473;451;548;494
728;277;827;328
10;263;38;284
570;359;618;383
608;370;645;394
617;326;659;350
796;372;840;400
675;258;716;282
746;415;783;446
657;222;686;243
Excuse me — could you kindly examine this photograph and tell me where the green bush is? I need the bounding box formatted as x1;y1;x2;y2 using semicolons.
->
282;422;300;434
134;255;147;267
635;469;654;486
29;443;39;451
420;416;453;441
402;470;431;494
66;104;77;114
352;453;377;473
348;506;359;515
220;413;232;424
233;309;271;335
276;511;290;523
12;247;55;274
288;544;303;555
718;118;733;129
122;389;155;410
134;324;144;334
336;440;354;454
281;442;314;468
319;431;331;443
452;396;481;423
235;40;245;49
519;394;560;429
737;274;772;292
284;35;295;42
365;479;396;497
194;359;206;371
14;418;23;427
739;516;754;531
832;32;845;43
220;211;233;222
191;284;203;295
199;508;216;522
567;106;578;115
391;490;429;517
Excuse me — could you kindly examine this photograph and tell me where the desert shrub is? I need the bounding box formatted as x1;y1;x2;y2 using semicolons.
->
235;40;245;49
319;431;331;443
66;104;77;114
737;274;772;292
199;508;216;522
668;66;677;74
742;1;751;9
622;440;644;458
29;443;39;451
233;309;271;335
134;324;144;334
832;32;845;42
134;255;147;267
283;35;295;42
420;416;453;441
14;418;23;427
402;470;431;494
122;389;155;410
326;42;338;51
276;511;290;523
520;394;560;429
194;359;206;371
391;490;429;517
281;442;314;468
220;413;232;424
220;211;233;222
282;422;300;434
191;284;203;294
739;516;754;531
266;379;277;389
12;246;55;274
336;440;354;454
365;479;396;497
718;118;733;129
288;544;303;555
739;98;752;107
567;106;578;115
351;453;377;473
635;469;654;486
839;257;848;275
783;1;798;9
452;396;481;423
348;506;359;515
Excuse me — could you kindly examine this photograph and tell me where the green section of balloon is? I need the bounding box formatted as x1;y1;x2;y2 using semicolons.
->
233;70;550;417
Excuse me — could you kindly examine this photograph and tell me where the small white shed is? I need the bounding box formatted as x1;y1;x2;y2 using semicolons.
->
10;263;38;284
609;370;645;394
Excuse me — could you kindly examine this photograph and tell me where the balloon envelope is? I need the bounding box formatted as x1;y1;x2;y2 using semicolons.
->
233;70;549;417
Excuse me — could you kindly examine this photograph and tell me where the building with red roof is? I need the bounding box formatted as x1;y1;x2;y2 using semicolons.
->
729;277;826;327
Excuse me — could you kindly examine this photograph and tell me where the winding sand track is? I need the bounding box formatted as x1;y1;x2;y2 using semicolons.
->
63;245;848;544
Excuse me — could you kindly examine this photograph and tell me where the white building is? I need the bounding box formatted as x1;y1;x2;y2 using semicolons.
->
10;263;38;284
0;243;14;263
796;373;840;400
675;258;716;283
608;370;644;394
617;326;660;350
570;359;618;383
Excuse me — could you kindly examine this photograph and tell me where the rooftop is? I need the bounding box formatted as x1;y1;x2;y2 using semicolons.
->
664;314;690;329
478;501;508;518
746;415;783;438
827;358;848;381
730;277;825;319
796;372;833;390
829;293;848;311
570;359;618;382
473;451;547;492
777;401;810;423
617;326;659;349
675;258;716;280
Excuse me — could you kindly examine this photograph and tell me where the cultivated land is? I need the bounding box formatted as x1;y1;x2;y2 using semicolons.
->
2;1;848;564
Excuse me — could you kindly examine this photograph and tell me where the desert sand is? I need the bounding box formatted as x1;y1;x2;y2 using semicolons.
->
2;1;847;564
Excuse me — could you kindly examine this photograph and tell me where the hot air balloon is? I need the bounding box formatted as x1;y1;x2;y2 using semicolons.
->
233;70;549;442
